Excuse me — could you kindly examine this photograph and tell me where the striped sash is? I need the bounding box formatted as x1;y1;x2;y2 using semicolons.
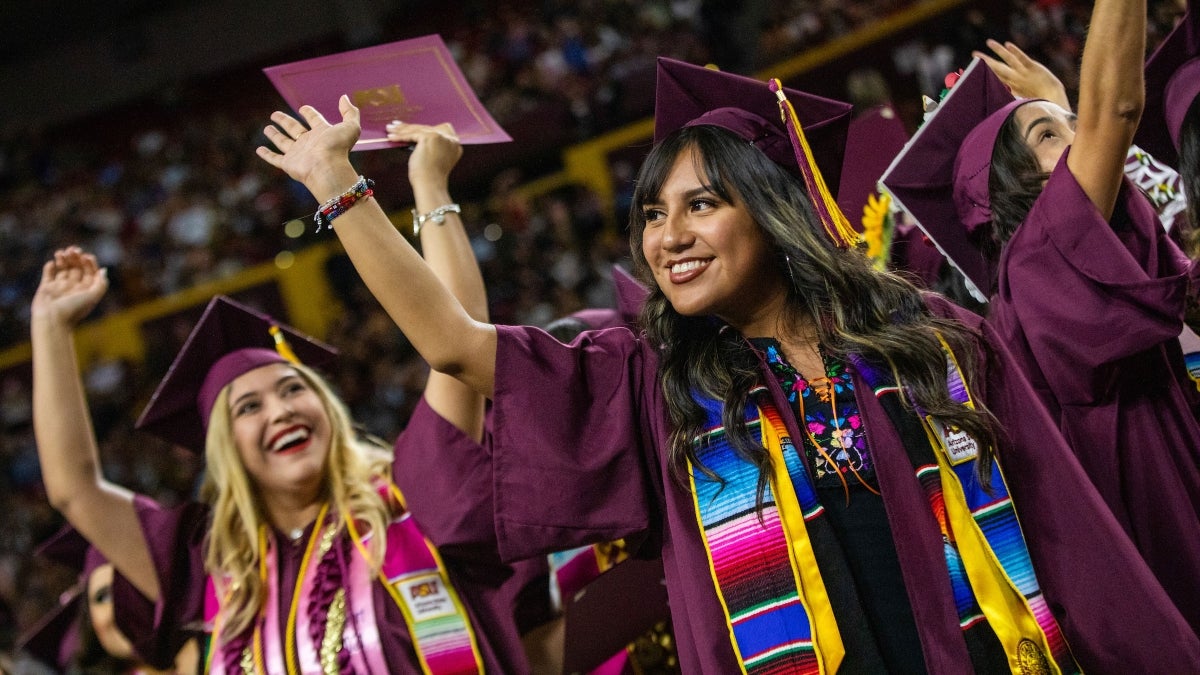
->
687;389;843;674
852;344;1077;674
690;344;1081;674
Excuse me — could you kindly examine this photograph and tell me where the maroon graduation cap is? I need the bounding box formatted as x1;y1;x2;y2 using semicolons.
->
1136;0;1200;165
561;557;670;674
16;526;109;669
879;59;1018;300
653;57;858;247
837;103;910;232
135;295;338;453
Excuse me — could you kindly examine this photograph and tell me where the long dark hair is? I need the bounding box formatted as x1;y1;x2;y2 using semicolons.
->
628;125;1000;496
984;110;1049;260
1179;97;1200;257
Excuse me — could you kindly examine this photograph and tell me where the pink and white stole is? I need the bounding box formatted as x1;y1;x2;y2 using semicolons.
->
204;492;483;674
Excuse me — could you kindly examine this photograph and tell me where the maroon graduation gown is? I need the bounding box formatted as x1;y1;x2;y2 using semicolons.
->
393;398;554;635
989;150;1200;633
487;298;1200;673
110;401;531;673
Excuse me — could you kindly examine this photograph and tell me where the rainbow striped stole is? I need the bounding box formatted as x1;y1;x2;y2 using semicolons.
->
850;352;1078;674
687;388;843;674
355;483;485;675
1185;350;1200;390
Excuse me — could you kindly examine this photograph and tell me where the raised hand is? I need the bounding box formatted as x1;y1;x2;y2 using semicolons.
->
31;246;109;328
973;39;1071;111
256;94;363;201
385;121;464;192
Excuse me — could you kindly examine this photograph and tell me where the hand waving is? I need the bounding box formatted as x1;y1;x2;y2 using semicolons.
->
31;247;109;328
256;95;363;200
973;39;1071;111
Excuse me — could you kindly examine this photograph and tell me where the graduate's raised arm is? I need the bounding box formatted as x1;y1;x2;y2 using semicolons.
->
384;121;488;441
1068;0;1146;220
30;247;159;601
256;96;497;398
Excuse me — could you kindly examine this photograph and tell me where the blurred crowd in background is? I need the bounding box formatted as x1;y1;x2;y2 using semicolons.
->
0;0;1188;664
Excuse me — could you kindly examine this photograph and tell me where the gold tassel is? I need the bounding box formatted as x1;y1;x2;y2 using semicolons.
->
268;324;300;364
770;79;862;249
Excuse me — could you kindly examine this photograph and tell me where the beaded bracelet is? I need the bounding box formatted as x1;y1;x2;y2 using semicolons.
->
314;176;375;232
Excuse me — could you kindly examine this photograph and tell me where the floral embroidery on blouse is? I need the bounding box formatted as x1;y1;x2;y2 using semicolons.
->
758;340;874;486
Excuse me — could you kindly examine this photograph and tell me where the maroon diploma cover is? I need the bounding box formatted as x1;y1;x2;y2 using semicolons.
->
264;34;512;151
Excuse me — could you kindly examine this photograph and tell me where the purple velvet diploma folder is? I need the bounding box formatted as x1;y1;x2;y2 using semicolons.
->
263;34;512;151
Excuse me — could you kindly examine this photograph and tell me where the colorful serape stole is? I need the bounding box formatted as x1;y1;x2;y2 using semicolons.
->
851;346;1077;675
1185;350;1200;391
688;388;844;674
347;482;485;675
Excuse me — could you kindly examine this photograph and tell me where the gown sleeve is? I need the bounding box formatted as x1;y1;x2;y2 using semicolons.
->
927;295;1200;670
489;324;662;563
110;494;209;670
992;148;1200;405
391;396;502;565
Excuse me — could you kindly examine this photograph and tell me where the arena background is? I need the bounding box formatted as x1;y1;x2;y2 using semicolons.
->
0;0;1185;664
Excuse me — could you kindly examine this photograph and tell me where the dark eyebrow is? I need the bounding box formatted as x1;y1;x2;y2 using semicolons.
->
644;185;717;206
1024;112;1076;139
1023;116;1055;138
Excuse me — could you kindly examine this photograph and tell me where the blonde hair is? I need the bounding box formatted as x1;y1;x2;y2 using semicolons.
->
200;362;392;640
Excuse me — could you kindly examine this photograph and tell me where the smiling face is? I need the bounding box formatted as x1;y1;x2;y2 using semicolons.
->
639;144;789;336
1013;100;1077;174
226;362;330;500
87;564;134;660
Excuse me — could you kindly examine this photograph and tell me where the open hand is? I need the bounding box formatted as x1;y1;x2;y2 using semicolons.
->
973;39;1071;111
385;121;463;192
256;95;363;200
31;246;109;328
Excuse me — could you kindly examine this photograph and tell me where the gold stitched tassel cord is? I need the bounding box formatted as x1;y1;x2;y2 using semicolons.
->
268;325;301;364
769;78;861;249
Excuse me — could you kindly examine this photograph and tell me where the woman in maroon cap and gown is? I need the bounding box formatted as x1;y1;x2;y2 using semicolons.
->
17;526;200;674
909;0;1200;633
1139;0;1200;255
30;122;533;674
258;48;1198;672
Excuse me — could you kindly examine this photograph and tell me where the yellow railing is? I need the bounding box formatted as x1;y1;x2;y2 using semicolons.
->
0;0;964;374
0;241;345;372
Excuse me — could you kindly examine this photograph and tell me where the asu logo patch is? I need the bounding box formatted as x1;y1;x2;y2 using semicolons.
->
928;417;980;465
409;580;440;599
397;573;456;621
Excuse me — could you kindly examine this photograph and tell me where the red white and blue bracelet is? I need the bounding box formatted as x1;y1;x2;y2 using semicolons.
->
314;175;374;232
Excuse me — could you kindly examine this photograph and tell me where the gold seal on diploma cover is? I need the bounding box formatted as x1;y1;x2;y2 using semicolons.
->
351;84;423;124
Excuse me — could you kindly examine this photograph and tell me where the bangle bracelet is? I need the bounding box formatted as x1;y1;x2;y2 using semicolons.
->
412;203;461;236
314;176;375;232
